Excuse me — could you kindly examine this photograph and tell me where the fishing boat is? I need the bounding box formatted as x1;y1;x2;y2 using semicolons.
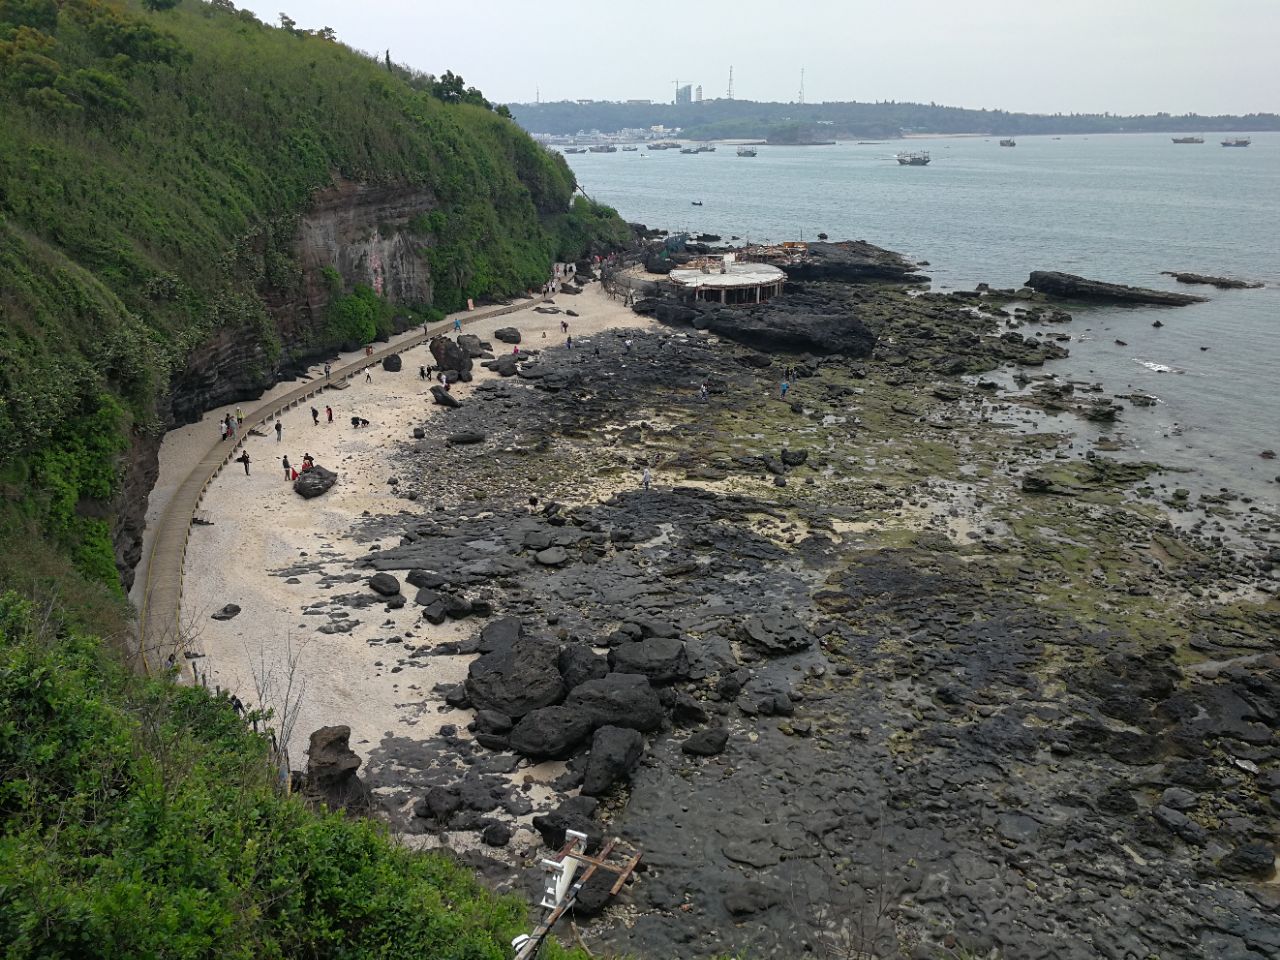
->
587;144;617;153
1171;136;1204;144
894;151;931;166
680;146;699;154
736;146;757;157
999;138;1016;147
691;201;703;206
1220;137;1251;147
563;146;586;154
622;145;638;152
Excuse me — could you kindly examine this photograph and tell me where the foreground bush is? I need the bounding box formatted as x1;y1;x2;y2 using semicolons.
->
0;593;582;959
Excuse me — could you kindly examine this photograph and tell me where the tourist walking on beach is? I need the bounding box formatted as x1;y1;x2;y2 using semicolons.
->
324;362;331;380
220;419;228;441
365;370;372;383
274;420;282;442
566;335;573;350
282;455;291;479
560;319;568;334
311;406;319;425
642;466;651;492
325;405;333;424
236;451;251;476
453;316;462;332
235;406;244;427
419;365;427;380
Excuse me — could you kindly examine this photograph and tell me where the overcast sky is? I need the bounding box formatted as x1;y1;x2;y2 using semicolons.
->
241;1;1279;115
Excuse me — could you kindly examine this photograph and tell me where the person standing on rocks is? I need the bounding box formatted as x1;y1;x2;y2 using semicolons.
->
274;420;282;442
311;406;319;425
236;451;251;476
780;379;790;399
624;338;633;353
566;335;573;350
699;382;709;402
282;455;291;479
325;405;333;424
642;466;651;491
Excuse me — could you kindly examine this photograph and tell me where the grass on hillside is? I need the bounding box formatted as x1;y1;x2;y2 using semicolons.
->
0;0;629;598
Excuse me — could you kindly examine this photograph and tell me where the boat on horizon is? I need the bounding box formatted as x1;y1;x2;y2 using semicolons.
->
737;145;757;157
1172;136;1204;144
894;151;931;166
622;145;638;151
587;144;617;153
563;146;586;154
999;138;1016;147
1221;137;1251;147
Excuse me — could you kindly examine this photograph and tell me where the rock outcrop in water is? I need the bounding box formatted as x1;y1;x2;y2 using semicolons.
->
781;240;926;284
1161;271;1263;289
1028;270;1208;305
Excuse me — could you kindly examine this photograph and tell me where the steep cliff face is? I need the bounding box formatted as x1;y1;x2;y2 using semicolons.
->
300;180;436;309
172;178;440;424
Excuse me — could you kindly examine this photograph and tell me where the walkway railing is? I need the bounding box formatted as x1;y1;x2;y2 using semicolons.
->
135;295;542;675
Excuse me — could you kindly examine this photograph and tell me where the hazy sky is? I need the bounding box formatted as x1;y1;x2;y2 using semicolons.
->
241;1;1279;115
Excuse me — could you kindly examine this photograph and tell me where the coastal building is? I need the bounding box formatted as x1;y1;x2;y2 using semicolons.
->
669;254;785;305
675;84;692;105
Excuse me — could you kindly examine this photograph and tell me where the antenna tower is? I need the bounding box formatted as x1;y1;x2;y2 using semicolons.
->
799;67;805;105
727;66;734;100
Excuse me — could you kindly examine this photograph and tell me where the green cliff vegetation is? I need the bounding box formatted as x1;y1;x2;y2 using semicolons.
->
0;592;588;959
0;2;626;954
0;0;628;598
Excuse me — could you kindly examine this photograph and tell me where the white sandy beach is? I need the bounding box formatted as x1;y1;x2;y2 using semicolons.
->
152;285;653;823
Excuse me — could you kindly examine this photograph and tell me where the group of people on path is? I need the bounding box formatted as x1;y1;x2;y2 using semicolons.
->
220;407;244;441
280;453;315;480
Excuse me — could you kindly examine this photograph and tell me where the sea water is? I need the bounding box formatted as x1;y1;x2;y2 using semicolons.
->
563;133;1280;503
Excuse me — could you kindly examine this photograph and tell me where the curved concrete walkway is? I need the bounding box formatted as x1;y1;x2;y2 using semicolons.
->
135;296;541;673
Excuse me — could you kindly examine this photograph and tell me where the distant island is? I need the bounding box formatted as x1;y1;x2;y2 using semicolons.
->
509;98;1280;141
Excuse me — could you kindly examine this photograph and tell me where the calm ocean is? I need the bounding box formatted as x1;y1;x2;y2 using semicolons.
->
563;133;1280;503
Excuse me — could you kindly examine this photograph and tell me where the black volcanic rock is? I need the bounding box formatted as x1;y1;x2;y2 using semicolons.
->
293;466;337;498
1161;271;1262;289
465;637;566;718
696;306;876;357
781;240;924;284
1027;271;1207;305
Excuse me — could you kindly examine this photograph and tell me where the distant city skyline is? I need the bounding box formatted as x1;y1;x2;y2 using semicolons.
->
237;1;1279;116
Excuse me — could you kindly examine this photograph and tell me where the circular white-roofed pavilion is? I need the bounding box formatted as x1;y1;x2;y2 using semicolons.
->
669;254;785;305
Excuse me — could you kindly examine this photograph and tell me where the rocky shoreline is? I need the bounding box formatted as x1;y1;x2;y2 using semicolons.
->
277;249;1276;958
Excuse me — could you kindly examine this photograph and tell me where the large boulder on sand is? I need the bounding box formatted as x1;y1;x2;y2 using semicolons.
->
457;334;487;357
508;705;594;759
493;327;521;344
304;725;371;811
293;465;337;499
430;336;474;377
381;353;402;372
430;385;459;408
465;636;566;718
581;725;645;796
565;673;664;732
